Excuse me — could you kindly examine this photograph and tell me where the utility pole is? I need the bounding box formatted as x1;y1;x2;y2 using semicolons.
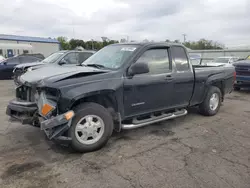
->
91;39;94;50
182;34;187;43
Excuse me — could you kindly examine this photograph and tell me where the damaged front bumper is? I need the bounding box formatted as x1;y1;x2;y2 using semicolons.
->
6;99;37;124
40;110;74;140
6;97;74;142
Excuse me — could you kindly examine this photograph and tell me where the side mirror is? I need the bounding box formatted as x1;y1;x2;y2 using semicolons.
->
58;58;67;65
128;62;149;76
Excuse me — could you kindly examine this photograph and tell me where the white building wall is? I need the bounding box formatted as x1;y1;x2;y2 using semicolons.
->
0;40;60;57
19;41;59;57
0;40;17;57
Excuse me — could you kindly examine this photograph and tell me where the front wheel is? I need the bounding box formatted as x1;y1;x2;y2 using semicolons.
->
69;102;114;153
199;86;222;116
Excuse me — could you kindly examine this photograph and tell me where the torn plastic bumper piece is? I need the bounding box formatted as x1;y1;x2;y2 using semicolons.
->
40;110;74;140
6;99;38;125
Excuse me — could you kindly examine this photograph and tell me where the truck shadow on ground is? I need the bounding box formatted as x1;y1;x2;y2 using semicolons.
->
5;106;203;157
1;106;203;161
26;108;202;156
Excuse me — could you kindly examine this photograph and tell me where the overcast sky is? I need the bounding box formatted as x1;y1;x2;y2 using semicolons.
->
0;0;249;47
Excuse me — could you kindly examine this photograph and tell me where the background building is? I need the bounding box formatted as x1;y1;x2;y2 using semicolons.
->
0;34;60;58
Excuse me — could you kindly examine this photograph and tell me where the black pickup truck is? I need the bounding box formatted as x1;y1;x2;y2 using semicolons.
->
6;43;235;152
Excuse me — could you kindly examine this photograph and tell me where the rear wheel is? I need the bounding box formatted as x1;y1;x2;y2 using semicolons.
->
69;102;113;152
199;86;222;116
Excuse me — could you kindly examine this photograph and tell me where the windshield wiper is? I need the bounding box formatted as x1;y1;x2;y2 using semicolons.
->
82;63;107;69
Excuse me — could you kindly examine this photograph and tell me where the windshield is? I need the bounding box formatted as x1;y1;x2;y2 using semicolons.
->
42;52;65;63
213;58;230;63
82;45;138;69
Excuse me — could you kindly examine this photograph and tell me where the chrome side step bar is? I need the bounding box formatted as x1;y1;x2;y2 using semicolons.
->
122;109;187;130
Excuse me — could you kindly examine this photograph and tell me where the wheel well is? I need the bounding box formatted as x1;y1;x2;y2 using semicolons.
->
211;81;224;101
71;93;121;131
72;93;117;110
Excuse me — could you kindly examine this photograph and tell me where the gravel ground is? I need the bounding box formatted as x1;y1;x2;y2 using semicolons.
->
0;80;249;188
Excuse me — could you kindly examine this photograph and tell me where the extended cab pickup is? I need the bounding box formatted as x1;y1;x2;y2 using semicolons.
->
6;43;235;152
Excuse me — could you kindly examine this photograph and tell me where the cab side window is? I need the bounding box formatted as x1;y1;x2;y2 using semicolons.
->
172;46;189;71
20;56;40;63
6;57;19;64
135;48;170;75
79;52;93;63
64;53;79;64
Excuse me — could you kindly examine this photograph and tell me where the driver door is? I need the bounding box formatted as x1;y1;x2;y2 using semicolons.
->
123;48;174;118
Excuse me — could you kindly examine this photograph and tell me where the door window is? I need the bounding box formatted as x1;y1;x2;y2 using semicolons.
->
135;48;170;74
6;57;19;64
20;56;40;63
63;53;79;64
172;46;189;71
79;52;93;63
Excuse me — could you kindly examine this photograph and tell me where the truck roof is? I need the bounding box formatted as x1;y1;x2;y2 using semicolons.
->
111;42;186;48
58;50;96;53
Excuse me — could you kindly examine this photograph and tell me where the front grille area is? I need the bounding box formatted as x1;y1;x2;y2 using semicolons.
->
16;85;35;102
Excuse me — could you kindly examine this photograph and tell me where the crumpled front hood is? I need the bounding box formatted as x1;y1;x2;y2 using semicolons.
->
15;61;44;68
20;64;109;84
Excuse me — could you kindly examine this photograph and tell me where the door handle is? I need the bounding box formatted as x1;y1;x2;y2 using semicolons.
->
165;75;173;81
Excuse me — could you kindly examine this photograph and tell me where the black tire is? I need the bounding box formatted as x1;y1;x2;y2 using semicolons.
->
69;102;113;153
199;86;222;116
234;87;240;91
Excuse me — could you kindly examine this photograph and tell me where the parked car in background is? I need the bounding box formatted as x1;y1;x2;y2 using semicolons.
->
233;59;250;90
6;42;235;152
189;55;214;66
205;56;239;66
189;54;201;65
0;55;6;62
13;50;95;85
24;53;45;60
0;54;43;80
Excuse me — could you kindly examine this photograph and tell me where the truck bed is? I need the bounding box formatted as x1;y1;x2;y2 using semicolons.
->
190;65;235;106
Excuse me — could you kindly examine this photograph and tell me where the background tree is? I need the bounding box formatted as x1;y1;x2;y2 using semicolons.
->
174;39;180;43
183;39;224;50
69;39;78;50
57;36;70;50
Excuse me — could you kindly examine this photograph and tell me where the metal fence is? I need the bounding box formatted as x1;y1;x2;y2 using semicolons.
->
188;49;250;59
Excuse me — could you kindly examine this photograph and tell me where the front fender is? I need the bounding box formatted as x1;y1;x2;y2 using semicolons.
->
58;78;124;115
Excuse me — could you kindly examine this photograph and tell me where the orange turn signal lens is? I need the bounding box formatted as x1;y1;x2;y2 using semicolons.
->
41;104;54;116
64;111;74;120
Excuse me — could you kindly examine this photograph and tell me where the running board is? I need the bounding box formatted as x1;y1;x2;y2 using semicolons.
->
122;109;188;130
